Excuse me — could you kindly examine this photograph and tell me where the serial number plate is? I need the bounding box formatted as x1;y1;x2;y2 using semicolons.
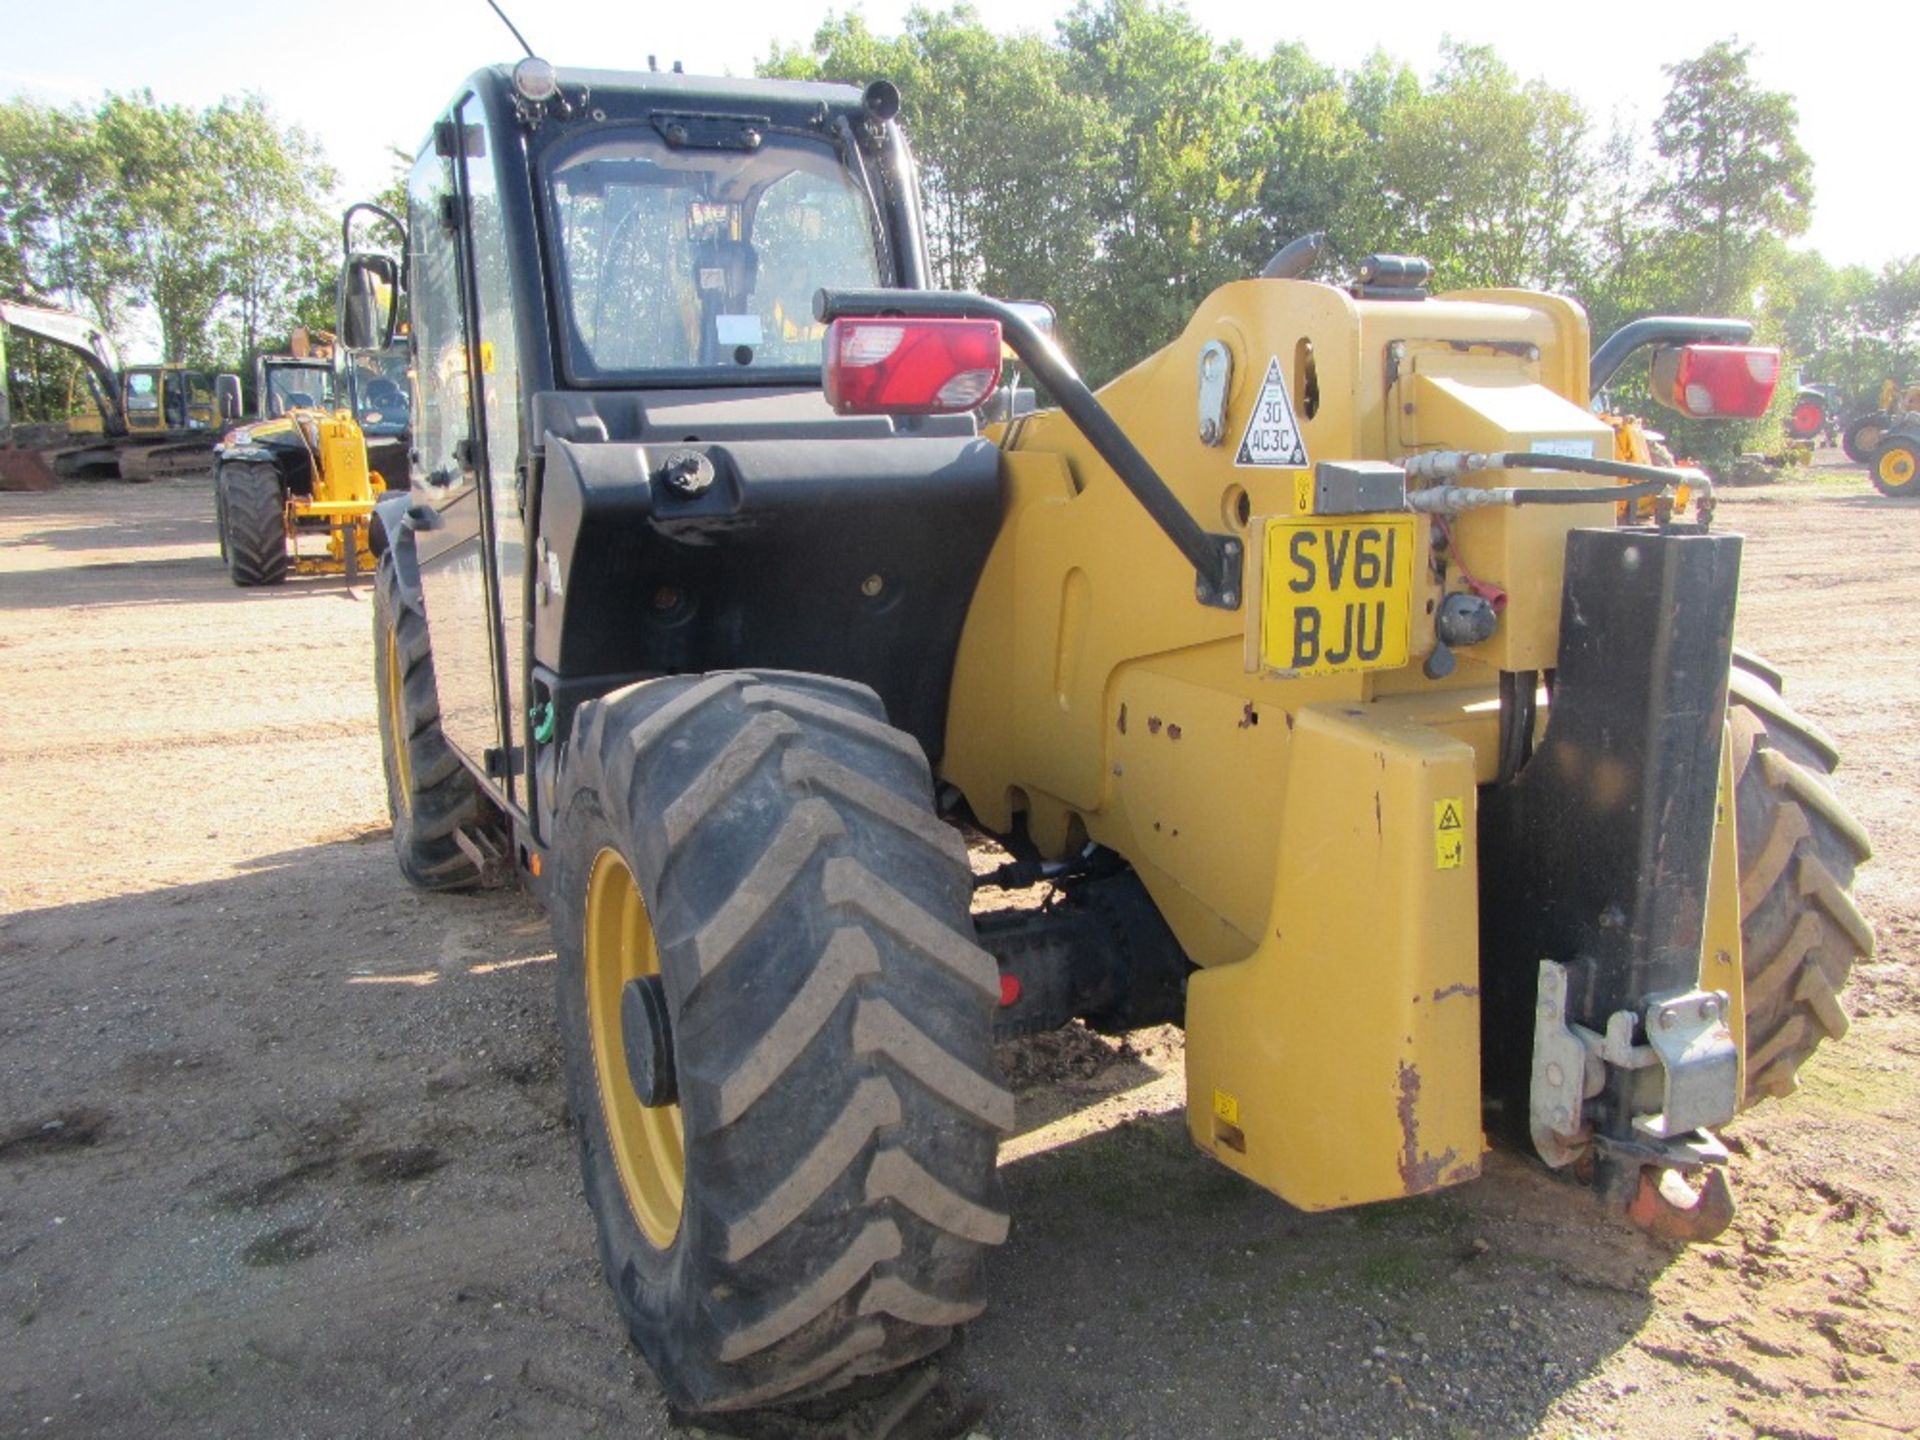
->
1260;516;1416;675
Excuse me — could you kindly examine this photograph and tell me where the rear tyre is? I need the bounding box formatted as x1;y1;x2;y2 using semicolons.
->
1841;412;1888;465
554;671;1012;1413
214;480;230;564
373;548;482;889
1727;655;1875;1107
1869;436;1919;498
218;462;289;587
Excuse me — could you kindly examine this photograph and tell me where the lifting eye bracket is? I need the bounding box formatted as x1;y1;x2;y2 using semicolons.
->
817;286;1245;610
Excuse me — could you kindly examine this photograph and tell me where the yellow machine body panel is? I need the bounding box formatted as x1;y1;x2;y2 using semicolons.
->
1183;703;1484;1206
311;412;376;508
942;276;1747;1208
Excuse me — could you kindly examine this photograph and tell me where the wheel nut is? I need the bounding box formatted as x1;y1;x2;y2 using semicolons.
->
861;573;885;598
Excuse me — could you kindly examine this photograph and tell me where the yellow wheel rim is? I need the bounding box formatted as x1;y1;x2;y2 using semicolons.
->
584;848;685;1248
1879;446;1916;489
384;626;413;800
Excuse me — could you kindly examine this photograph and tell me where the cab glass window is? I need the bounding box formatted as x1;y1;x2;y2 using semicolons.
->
545;129;881;380
406;137;473;489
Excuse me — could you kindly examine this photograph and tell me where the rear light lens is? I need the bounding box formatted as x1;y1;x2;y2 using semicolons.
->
1649;344;1781;419
823;317;1003;415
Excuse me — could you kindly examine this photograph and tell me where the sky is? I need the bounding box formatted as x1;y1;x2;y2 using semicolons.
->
3;0;1900;296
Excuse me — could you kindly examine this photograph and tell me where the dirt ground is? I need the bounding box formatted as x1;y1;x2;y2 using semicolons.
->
1;460;1915;1439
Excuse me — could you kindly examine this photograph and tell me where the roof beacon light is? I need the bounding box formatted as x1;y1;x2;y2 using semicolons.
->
824;317;1003;415
513;56;559;104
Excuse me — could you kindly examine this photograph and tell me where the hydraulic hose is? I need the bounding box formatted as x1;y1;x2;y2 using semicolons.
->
1401;448;1713;519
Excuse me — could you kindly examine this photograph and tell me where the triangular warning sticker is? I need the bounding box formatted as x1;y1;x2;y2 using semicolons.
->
1437;802;1463;831
1235;357;1309;467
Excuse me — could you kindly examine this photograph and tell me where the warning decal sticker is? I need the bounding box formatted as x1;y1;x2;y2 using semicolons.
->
1434;797;1465;870
1235;356;1309;468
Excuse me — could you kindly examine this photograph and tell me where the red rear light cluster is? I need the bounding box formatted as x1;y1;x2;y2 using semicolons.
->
1650;344;1781;420
823;317;1003;415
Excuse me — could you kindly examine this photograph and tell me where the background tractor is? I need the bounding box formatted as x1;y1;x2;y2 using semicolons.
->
1868;414;1920;497
1840;378;1919;467
1783;382;1839;444
355;59;1873;1414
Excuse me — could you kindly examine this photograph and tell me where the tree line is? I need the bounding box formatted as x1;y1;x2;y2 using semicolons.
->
766;1;1917;454
4;2;1915;450
0;91;336;420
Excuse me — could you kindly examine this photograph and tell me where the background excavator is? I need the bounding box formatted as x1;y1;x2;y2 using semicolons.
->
0;299;241;481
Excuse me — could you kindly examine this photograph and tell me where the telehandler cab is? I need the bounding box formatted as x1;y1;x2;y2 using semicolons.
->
358;59;1873;1412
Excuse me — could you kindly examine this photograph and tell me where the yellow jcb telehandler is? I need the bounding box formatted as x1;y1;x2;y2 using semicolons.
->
353;61;1873;1413
213;206;411;585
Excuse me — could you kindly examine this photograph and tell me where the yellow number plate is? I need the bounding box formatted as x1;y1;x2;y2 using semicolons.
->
1260;515;1416;675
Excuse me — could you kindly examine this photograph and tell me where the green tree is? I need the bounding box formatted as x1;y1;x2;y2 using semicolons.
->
1243;48;1390;274
0;98;132;328
1650;39;1812;313
204;95;336;372
1374;44;1593;291
97;92;227;364
1056;0;1272;378
767;6;1113;357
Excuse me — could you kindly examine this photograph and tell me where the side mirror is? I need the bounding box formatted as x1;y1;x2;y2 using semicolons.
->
215;373;243;424
338;252;401;352
1649;344;1780;420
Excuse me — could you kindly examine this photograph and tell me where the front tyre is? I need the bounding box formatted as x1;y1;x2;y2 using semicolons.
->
217;461;289;587
372;548;483;889
554;671;1012;1413
1728;656;1875;1106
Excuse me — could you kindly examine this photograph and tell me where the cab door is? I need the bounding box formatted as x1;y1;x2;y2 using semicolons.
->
405;111;504;786
456;92;527;810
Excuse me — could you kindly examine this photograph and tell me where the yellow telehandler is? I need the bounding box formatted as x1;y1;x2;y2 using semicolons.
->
213;207;411;585
354;61;1873;1413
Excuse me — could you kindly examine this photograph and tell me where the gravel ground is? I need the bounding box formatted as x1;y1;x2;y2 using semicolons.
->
0;460;1914;1439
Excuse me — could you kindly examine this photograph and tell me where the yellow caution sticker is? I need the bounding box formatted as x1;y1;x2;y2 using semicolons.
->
1434;797;1466;869
1212;1088;1240;1126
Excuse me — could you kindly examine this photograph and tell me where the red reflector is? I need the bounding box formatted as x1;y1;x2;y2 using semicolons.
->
1650;344;1781;420
823;317;1003;415
998;972;1022;1008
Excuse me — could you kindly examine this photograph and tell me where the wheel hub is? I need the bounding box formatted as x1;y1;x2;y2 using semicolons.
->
621;973;678;1107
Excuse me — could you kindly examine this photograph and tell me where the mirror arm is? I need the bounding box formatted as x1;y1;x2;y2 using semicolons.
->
817;286;1243;610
